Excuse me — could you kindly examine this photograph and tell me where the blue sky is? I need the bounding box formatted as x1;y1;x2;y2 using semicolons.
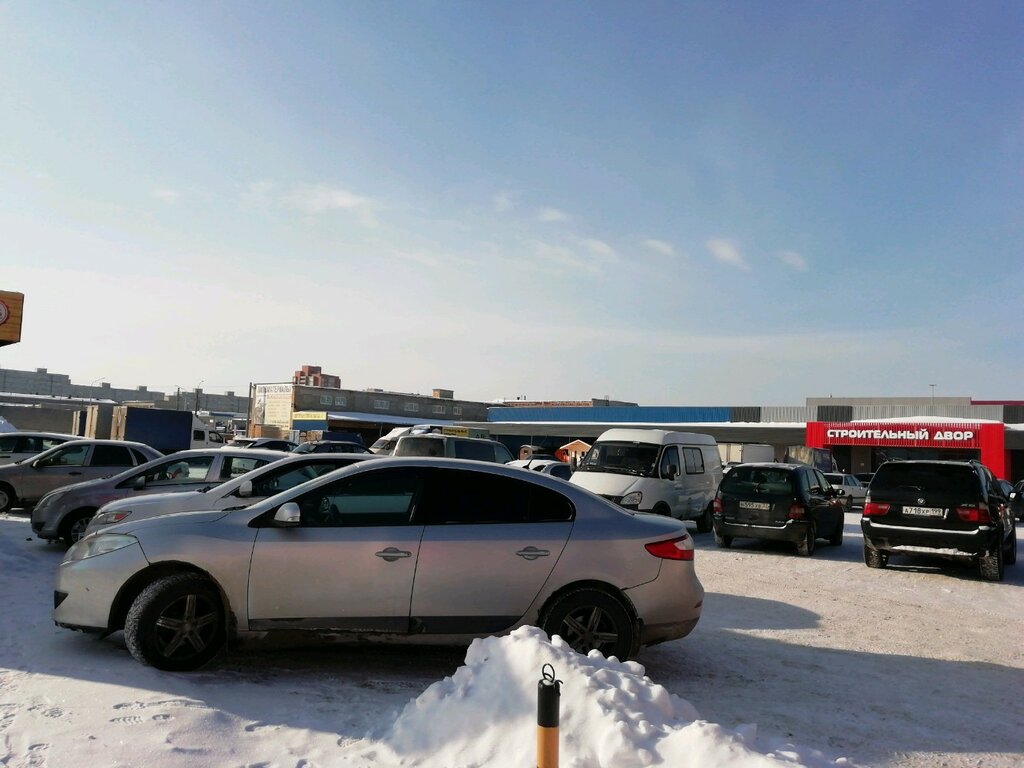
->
1;1;1021;405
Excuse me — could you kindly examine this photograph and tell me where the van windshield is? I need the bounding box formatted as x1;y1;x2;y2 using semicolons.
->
577;441;659;477
393;436;445;458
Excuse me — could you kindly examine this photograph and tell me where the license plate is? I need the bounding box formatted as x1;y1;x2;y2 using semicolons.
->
739;501;771;511
903;506;944;517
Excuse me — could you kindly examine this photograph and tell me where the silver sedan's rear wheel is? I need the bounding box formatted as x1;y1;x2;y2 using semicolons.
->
125;573;225;671
540;587;637;660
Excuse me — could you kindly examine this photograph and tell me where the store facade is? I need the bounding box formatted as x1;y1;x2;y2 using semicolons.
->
806;421;1007;478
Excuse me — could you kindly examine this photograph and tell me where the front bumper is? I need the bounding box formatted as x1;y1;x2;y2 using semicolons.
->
714;516;808;544
861;519;999;557
53;541;149;631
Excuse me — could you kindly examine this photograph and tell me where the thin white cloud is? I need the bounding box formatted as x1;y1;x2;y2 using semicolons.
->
538;207;569;223
578;238;618;262
530;241;596;274
643;239;675;257
152;188;180;204
706;238;749;270
287;184;375;214
493;191;514;213
778;250;808;271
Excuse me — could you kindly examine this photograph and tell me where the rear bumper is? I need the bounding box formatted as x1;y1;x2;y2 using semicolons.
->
714;516;808;544
861;519;1000;557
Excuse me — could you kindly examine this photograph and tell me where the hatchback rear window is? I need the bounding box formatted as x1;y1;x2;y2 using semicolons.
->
870;464;980;499
720;466;794;496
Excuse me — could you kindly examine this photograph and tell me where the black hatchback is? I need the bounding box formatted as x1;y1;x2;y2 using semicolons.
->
712;463;847;556
861;460;1017;581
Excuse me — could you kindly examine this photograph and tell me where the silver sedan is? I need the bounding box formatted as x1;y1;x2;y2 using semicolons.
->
54;457;703;671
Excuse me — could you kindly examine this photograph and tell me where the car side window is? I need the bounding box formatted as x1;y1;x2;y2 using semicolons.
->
682;447;705;475
550;464;572;480
250;465;320;496
0;436;17;452
659;446;680;479
494;443;514;463
89;445;135;467
415;468;574;524
129;448;151;465
15;436;43;453
220;456;268;479
297;468;421;527
453;439;493;461
144;456;215;485
37;445;89;467
808;470;825;494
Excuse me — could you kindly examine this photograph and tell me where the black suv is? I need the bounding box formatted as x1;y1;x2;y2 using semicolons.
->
861;460;1017;581
712;463;847;556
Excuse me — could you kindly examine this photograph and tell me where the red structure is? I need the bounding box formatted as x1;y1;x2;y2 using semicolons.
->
292;365;341;389
807;421;1007;478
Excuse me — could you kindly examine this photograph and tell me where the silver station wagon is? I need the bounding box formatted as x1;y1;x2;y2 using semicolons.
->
55;458;704;671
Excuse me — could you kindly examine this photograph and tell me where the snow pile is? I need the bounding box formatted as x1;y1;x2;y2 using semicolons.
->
345;626;849;767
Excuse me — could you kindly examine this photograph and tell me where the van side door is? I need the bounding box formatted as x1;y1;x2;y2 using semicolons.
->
659;446;684;511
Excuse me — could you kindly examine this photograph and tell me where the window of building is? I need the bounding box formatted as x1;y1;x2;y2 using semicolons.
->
334;396;346;406
374;399;390;409
404;402;420;412
320;395;332;405
453;406;463;416
432;404;446;415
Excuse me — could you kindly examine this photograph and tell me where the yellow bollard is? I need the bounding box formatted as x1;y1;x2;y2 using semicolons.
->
537;663;562;768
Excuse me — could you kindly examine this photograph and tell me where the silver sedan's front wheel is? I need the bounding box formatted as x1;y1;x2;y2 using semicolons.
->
125;573;225;671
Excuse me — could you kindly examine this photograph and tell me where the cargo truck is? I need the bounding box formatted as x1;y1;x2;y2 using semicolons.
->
111;406;225;454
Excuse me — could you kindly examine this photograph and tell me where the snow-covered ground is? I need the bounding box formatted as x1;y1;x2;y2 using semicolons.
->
0;511;1021;767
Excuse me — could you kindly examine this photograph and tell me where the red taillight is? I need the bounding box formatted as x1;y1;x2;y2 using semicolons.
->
787;503;805;519
713;498;722;514
863;502;890;517
956;504;991;523
645;535;694;561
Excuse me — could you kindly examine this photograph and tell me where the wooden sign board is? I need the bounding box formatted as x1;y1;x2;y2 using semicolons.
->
0;291;24;346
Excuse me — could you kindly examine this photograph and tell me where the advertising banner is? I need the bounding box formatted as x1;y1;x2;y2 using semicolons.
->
252;383;294;429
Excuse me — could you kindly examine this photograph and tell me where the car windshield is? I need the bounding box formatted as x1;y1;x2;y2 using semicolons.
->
394;437;445;457
720;466;795;495
577;441;659;477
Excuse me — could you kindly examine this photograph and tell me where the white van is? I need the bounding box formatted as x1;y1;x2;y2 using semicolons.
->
569;428;723;532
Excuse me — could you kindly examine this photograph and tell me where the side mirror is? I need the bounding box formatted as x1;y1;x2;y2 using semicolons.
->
667;464;678;479
132;476;146;490
834;488;846;497
274;502;301;526
238;480;253;498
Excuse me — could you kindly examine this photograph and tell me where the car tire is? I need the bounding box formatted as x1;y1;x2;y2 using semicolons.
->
714;531;733;548
796;521;816;557
652;503;671;517
0;483;15;514
540;587;638;661
695;503;714;534
979;539;1005;582
60;509;96;547
1005;525;1017;566
864;543;888;569
124;573;226;671
828;518;844;547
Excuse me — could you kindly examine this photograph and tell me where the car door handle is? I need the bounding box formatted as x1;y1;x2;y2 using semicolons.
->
68;471;82;476
516;546;550;561
375;547;412;562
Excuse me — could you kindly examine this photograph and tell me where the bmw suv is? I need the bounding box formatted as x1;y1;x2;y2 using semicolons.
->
861;460;1016;581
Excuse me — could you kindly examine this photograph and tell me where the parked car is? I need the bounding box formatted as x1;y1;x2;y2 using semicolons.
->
861;460;1016;581
507;458;573;480
85;453;374;534
0;431;77;466
853;472;875;485
570;429;723;532
824;472;867;511
56;457;703;671
1011;480;1024;522
292;440;371;455
712;463;846;556
393;434;514;463
228;437;299;452
0;439;161;514
31;448;286;546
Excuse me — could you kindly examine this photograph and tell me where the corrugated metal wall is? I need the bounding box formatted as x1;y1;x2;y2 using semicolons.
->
487;406;732;423
760;406;815;423
848;405;1005;421
1002;405;1024;424
729;406;761;423
817;405;854;422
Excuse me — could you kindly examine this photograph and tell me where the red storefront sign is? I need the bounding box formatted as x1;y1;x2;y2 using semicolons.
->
806;422;1006;477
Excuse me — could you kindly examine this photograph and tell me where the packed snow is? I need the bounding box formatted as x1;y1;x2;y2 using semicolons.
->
0;510;1021;767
